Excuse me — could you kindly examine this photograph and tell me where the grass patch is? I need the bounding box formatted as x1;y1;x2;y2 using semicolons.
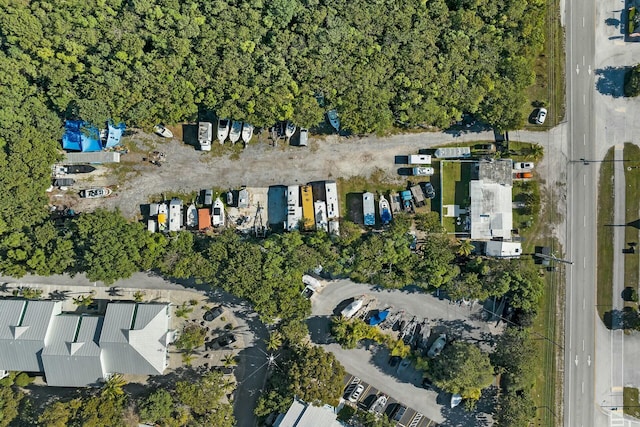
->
624;387;640;419
512;180;541;236
597;147;616;321
525;0;565;128
624;143;640;305
439;161;472;233
337;168;405;222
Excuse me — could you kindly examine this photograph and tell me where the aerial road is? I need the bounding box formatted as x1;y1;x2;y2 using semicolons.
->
564;0;599;425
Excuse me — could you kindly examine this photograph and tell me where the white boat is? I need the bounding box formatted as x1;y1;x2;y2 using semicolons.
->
198;122;212;151
212;198;225;227
363;192;375;226
285;121;296;138
229;121;242;144
451;394;462;408
79;187;112;199
158;203;168;232
154;124;173;138
186;203;198;228
327;109;340;132
226;190;234;206
241;123;254;144
217;119;230;144
379;195;392;225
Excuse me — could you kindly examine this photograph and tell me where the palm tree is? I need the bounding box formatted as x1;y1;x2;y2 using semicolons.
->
456;239;474;257
133;290;145;302
527;144;544;160
101;373;126;399
73;291;96;307
222;353;237;368
265;331;283;351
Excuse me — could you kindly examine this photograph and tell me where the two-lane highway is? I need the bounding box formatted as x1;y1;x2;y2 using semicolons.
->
564;0;598;425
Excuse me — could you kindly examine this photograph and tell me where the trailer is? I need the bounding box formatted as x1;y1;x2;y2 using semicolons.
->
325;181;339;219
410;185;425;207
408;154;432;165
286;185;302;231
301;185;315;231
169;198;182;231
434;147;471;159
363;192;375;226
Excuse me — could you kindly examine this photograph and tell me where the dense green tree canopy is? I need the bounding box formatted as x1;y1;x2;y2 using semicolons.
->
0;0;543;134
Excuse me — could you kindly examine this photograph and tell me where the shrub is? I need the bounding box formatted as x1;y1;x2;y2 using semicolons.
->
624;64;640;97
14;372;33;387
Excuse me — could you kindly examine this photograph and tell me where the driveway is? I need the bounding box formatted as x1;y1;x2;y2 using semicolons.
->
308;279;502;425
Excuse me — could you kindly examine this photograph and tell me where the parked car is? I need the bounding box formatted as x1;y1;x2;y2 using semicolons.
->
369;394;388;414
203;306;224;322
428;334;447;358
204;189;213;206
348;384;365;402
217;334;237;347
535;108;547;124
515;171;533;179
421;182;436;199
513;162;535;170
390;404;407;422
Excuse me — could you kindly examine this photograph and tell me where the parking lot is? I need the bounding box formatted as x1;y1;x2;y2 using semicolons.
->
342;374;438;427
308;279;501;425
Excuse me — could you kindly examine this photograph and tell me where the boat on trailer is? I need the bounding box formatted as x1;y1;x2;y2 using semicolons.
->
229;121;242;144
186;203;198;228
217;119;230;144
241;123;254;144
212;198;225;227
379;195;392;225
327;109;340;132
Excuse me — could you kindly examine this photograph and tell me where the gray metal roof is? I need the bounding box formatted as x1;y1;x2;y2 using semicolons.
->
41;315;104;387
0;300;62;372
275;399;342;427
100;303;170;375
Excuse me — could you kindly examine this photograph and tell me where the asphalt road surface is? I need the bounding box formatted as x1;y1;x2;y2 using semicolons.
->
564;0;598;422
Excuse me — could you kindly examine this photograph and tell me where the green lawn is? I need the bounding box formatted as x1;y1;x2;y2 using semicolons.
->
597;148;616;322
439;161;472;233
624;144;640;304
624;387;640;419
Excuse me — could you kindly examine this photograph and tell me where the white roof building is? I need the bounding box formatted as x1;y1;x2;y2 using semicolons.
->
275;398;343;427
0;300;170;386
325;181;339;220
485;240;523;258
469;180;513;240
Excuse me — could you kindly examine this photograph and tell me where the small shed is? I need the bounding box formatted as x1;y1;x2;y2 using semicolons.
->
197;208;211;230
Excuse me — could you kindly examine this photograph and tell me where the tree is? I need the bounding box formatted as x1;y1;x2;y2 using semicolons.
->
414;212;445;234
491;327;536;392
133;290;145;302
139;389;174;425
265;330;284;351
73;291;95;308
494;390;536;427
430;342;494;402
222;354;237;368
101;373;127;400
625;64;640;97
287;346;346;406
175;370;235;426
38;399;82;427
455;239;474;257
174;324;206;353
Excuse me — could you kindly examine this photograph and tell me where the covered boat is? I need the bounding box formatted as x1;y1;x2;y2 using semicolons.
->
363;192;375;226
379;195;392;225
186;203;198;228
212;198;225;227
241;123;254;144
226;190;234;206
285;121;296;138
217;118;230;144
368;310;389;326
327;109;340;132
229;121;242;144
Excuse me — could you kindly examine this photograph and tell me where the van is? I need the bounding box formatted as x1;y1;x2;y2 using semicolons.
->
299;128;309;146
412;167;435;176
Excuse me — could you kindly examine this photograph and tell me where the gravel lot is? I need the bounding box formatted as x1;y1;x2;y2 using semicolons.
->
309;279;502;425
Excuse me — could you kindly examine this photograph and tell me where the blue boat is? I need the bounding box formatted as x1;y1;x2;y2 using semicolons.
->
368;310;389;326
379;195;392;225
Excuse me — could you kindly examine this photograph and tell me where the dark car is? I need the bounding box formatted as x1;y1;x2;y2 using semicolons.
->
388;356;401;367
390;404;407;422
421;182;436;199
203;306;224;322
217;334;237;347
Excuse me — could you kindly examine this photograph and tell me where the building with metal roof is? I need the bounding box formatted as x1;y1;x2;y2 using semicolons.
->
100;303;170;376
0;300;170;386
0;300;62;372
274;398;343;427
41;315;104;387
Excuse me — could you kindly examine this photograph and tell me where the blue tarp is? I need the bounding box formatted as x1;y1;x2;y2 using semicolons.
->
105;121;125;148
368;310;389;326
364;213;375;226
62;120;102;152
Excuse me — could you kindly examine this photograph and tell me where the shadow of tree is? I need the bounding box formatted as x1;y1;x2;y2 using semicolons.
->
438;385;498;427
595;66;632;98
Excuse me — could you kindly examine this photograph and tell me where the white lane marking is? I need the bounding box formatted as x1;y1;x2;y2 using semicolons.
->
583;340;585;351
584;257;587;268
584;174;586;186
583;298;585;309
588;65;591;75
575;355;579;366
583;94;586;104
583;16;585;27
583;56;585;65
588;355;591;366
584;216;586;227
582;381;584;394
576;64;580;75
584;134;586;145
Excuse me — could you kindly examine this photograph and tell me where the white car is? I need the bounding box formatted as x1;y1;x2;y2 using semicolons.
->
370;394;388;414
412;167;435;176
513;162;534;170
535;108;547;125
427;334;447;358
348;384;364;402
